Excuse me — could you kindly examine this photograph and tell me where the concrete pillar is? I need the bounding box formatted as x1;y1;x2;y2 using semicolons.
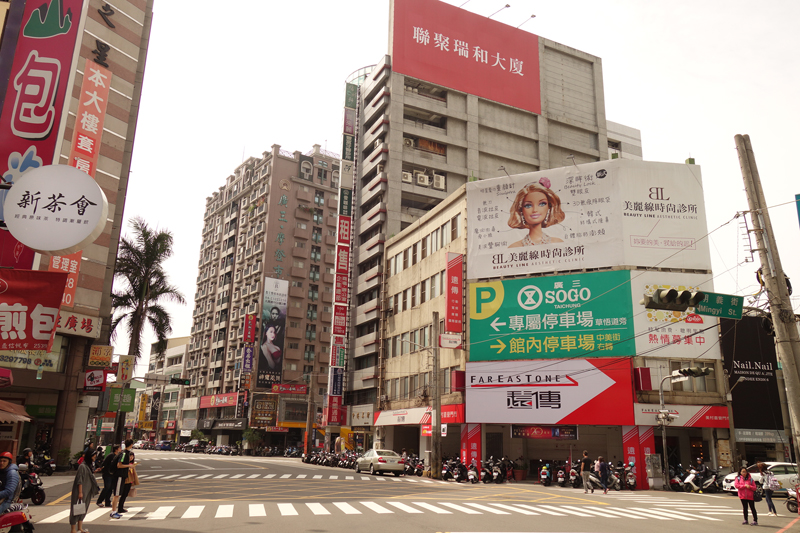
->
51;337;88;464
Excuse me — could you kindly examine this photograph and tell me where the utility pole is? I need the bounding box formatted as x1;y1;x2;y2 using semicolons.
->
735;134;800;457
431;311;441;480
304;389;315;455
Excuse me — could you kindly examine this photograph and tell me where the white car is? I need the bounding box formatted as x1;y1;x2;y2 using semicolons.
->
722;462;798;496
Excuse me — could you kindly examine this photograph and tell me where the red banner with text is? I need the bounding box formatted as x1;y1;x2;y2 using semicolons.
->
0;269;66;351
445;253;463;333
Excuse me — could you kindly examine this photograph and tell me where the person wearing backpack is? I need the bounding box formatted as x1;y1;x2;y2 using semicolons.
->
95;444;120;508
758;463;779;517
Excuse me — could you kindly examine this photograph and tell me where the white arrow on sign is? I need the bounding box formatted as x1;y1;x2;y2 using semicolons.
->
490;317;507;332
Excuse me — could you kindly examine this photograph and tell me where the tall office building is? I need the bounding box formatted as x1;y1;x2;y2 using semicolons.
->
338;0;642;414
185;144;340;445
0;0;155;457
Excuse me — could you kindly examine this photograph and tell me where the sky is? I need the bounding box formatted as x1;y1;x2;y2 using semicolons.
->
115;0;800;374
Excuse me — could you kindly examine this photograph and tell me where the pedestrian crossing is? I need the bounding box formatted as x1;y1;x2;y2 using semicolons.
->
137;472;441;483
35;499;731;524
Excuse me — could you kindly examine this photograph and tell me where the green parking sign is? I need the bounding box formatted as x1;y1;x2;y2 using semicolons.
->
468;271;635;361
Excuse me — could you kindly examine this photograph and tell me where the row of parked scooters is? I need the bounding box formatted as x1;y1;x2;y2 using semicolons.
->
668;463;723;492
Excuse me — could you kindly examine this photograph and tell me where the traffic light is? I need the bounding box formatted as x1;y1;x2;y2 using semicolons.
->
676;367;712;378
170;376;191;386
640;288;705;311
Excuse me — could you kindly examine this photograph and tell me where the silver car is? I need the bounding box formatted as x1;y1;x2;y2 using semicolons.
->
722;462;798;495
355;449;404;476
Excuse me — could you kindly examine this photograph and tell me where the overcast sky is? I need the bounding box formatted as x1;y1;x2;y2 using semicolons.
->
116;0;800;374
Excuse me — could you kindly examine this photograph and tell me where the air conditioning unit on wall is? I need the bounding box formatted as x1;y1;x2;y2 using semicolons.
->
403;138;414;148
416;173;429;187
377;164;385;174
401;171;413;184
432;173;446;190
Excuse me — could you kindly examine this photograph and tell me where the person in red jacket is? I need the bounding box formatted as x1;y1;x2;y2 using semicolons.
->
734;466;758;525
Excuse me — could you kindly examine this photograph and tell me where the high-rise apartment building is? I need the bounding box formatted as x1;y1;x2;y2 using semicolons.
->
339;0;641;412
185;144;340;445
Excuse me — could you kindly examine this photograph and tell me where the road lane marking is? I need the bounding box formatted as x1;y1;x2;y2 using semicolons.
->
312;475;322;479
361;476;370;480
413;502;451;514
144;474;163;479
249;504;266;516
307;503;330;515
345;476;354;480
329;475;338;479
597;507;646;519
280;474;291;479
297;474;307;479
212;474;229;479
118;506;145;520
181;506;204;518
333;502;361;514
560;505;613;517
463;503;509;514
247;474;261;478
162;474;180;479
386;501;422;513
535;504;589;517
82;508;109;522
147;506;175;520
265;474;277;478
178;474;197;479
230;474;245;479
360;501;393;514
515;504;566;516
195;474;213;479
489;503;539;515
215;504;234;518
278;503;298;516
439;502;481;514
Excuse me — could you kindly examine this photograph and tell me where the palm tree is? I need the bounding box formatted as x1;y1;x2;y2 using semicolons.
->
111;217;185;359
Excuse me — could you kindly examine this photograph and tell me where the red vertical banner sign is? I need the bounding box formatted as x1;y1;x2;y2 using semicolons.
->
67;58;112;177
0;0;86;268
638;425;655;490
0;269;66;351
445;253;463;333
243;314;256;343
47;251;80;307
460;423;481;472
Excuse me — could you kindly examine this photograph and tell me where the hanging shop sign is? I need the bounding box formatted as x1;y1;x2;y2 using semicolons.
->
511;425;578;440
0;268;66;351
88;345;113;368
83;369;107;392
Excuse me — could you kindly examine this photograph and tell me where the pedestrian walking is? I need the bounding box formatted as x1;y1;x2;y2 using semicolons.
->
734;466;758;525
758;463;779;516
70;459;99;533
109;439;136;519
95;444;119;508
580;450;593;493
598;456;609;494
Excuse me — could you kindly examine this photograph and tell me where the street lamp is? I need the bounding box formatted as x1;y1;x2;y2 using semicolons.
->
658;366;712;489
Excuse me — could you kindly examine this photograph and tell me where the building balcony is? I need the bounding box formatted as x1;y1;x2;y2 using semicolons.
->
361;172;388;206
289;286;305;298
294;227;310;240
359;208;386;236
295;207;311;220
286;326;302;339
355;298;381;326
292;247;309;259
358;233;385;263
327;197;338;210
325;234;337;246
356;265;382;294
290;266;306;279
288;306;304;319
296;188;313;203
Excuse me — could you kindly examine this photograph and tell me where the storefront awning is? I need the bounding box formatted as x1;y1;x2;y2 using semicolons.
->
0;400;32;423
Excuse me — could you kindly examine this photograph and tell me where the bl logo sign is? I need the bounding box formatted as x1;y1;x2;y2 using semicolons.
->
648;187;669;201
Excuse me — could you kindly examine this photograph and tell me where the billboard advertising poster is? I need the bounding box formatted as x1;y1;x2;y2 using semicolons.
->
465;358;634;425
391;0;541;115
466;160;712;279
511;425;578;440
469;270;634;361
0;0;86;267
720;317;783;431
149;391;160;421
445;253;463;333
633;403;729;428
0;268;66;351
200;392;239;409
258;277;288;389
631;270;719;360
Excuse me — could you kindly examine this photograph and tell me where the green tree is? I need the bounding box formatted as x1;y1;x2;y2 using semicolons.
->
111;217;185;358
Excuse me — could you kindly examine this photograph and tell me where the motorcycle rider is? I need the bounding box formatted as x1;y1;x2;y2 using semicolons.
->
685;457;708;490
0;451;23;513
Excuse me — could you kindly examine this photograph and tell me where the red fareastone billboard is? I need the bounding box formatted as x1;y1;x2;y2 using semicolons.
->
391;0;541;115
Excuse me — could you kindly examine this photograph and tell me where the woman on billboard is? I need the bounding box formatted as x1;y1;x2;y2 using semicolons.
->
507;177;565;247
261;325;282;369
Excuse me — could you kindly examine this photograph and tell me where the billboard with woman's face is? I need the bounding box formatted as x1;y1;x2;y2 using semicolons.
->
257;277;288;389
465;160;711;279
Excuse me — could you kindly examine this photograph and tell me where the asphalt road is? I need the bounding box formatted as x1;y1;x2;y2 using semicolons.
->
25;450;800;533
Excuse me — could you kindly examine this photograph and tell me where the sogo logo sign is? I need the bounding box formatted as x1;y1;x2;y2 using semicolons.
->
517;285;592;311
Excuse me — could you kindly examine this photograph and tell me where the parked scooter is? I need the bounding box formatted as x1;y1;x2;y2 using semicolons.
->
468;460;480;484
786;488;798;515
587;469;621;491
683;468;718;493
17;465;45;505
669;464;686;492
540;465;552;486
0;509;34;533
569;461;582;488
625;461;637;490
556;464;566;487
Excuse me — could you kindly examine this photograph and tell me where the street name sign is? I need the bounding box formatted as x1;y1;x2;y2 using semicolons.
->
694;291;743;320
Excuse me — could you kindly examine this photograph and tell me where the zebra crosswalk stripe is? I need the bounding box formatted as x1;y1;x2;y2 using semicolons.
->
386;501;422;513
265;474;276;478
360;501;393;514
278;503;298;516
306;503;330;515
178;474;197;479
463;503;509;514
560;505;614;518
147;506;175;520
196;474;213;479
632;508;695;521
622;508;672;520
597;507;646;519
215;505;234;518
212;474;229;479
312;475;322;479
82;507;110;522
162;474;180;479
181;506;204;519
280;474;291;479
249;504;266;516
297;474;307;479
515;504;566;516
439;502;481;514
488;503;538;515
118;507;145;520
230;474;245;479
247;474;261;478
333;502;361;515
537;504;588;517
412;502;451;514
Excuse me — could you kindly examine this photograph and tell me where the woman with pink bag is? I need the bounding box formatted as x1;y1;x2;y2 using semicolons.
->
734;466;758;526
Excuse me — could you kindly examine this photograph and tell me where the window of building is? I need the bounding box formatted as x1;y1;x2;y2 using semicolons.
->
316;168;327;184
421;235;428;259
451;213;460;241
431;228;440;253
291;281;303;288
288;342;299;350
403;249;409;269
305;324;316;341
430;273;437;298
307;304;318;320
310;246;321;262
441;220;450;247
296;221;307;230
294;241;306;248
314;190;325;206
309;264;320;282
301;161;313;180
402;331;410;355
411;284;417;307
308;284;319;301
293;260;304;269
420;279;427;304
290;321;301;329
304;344;315;361
411;243;418;265
402;289;409;311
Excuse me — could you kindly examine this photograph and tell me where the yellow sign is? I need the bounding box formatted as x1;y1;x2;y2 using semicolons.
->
138;394;148;422
118;355;134;383
88;345;113;368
